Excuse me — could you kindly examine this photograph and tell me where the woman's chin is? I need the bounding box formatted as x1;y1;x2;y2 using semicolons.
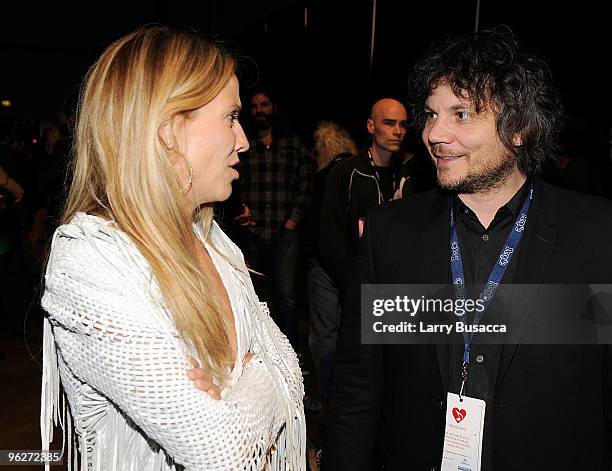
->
217;185;233;202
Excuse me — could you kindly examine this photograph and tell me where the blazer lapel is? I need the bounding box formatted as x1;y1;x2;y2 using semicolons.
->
495;179;558;392
421;194;452;393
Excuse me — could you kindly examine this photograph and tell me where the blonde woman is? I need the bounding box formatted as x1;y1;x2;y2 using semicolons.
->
312;121;358;172
41;26;305;470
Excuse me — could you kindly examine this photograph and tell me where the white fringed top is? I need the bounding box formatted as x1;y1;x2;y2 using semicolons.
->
40;213;305;470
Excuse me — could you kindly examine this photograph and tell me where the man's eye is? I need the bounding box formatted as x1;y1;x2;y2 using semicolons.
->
424;111;437;120
457;111;470;120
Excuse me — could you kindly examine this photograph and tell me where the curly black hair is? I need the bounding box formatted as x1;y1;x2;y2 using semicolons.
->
408;26;563;176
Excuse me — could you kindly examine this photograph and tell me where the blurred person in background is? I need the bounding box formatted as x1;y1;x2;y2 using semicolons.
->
236;85;314;350
302;120;358;469
304;121;358;408
319;98;408;296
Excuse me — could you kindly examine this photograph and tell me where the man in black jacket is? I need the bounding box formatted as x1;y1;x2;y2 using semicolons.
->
319;98;408;293
323;27;612;471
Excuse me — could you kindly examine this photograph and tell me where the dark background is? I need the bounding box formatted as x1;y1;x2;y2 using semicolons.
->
0;3;609;461
1;0;610;162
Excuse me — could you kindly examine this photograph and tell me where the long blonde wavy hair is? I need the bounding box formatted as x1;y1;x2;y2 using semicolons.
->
63;25;237;382
313;121;358;169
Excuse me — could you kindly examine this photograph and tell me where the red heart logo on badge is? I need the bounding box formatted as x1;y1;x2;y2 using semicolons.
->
452;407;467;423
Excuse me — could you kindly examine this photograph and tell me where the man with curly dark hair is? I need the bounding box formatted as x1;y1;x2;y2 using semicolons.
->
324;26;612;471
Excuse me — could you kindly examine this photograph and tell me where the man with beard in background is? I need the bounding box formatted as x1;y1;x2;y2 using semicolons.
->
236;85;313;352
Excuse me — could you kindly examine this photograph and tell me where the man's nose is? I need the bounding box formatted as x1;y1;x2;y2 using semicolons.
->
426;116;451;144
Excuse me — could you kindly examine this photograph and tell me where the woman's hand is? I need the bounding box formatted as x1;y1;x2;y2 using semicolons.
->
186;357;221;400
187;353;255;399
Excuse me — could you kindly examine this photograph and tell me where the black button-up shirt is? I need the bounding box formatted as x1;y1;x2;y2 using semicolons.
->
448;179;529;470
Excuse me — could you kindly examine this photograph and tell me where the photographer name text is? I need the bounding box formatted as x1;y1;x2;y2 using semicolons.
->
372;321;507;334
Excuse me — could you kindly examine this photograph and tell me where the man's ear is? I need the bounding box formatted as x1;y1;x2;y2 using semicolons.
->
158;118;176;152
512;133;523;147
366;118;375;135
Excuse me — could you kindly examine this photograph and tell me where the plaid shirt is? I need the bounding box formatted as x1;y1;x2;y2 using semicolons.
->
239;128;314;243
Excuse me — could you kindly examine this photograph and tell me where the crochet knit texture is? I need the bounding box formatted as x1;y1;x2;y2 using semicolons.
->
40;213;306;470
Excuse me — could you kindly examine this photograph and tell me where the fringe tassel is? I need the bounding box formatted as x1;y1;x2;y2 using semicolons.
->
247;298;306;470
41;317;62;471
208;221;307;469
226;229;306;470
67;404;73;471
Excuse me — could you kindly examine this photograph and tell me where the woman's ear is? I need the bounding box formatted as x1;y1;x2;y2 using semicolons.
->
512;133;523;147
159;118;176;152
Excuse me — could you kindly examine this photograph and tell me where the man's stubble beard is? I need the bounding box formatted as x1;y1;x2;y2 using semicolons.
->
437;150;517;194
254;114;273;132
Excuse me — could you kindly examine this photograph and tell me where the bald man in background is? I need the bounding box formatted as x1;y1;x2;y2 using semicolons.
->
319;98;408;294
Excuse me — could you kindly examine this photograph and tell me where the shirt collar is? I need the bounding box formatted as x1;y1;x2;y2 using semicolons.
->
454;177;530;221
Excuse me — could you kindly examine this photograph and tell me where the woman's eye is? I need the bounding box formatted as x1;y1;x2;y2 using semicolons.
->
228;114;238;126
457;111;470;120
425;111;437;120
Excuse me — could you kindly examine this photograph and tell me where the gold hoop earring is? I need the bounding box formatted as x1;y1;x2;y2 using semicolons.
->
178;153;193;194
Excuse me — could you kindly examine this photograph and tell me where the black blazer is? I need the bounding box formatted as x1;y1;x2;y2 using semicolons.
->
323;178;612;471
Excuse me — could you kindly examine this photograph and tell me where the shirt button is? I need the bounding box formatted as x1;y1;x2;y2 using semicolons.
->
476;354;484;363
481;234;489;242
463;208;469;214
